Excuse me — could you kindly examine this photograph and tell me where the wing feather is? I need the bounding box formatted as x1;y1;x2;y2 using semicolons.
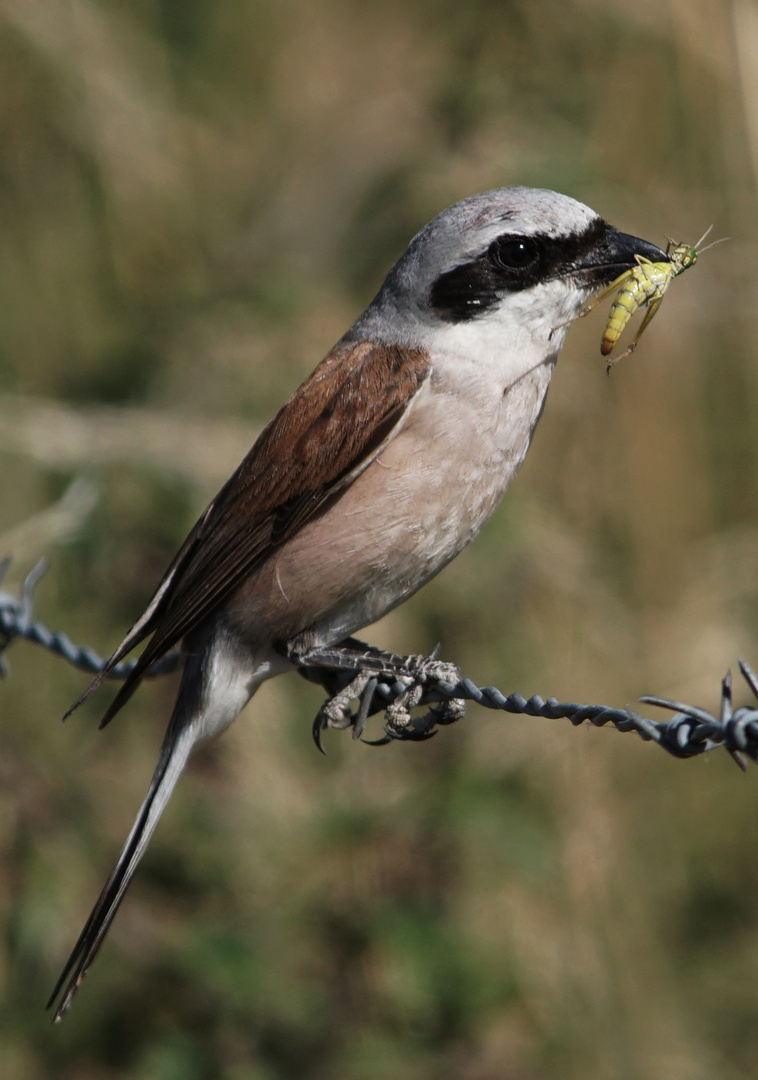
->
67;340;431;725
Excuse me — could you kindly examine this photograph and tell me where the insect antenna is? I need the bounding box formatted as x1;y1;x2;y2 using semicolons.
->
664;227;728;259
693;224;714;249
697;233;729;255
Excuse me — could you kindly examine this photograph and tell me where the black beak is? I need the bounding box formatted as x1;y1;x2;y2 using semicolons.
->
569;225;667;289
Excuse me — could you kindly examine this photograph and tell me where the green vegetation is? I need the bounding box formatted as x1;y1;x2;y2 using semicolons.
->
1;2;756;1077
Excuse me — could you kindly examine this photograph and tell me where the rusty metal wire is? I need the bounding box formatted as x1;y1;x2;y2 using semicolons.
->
1;558;756;765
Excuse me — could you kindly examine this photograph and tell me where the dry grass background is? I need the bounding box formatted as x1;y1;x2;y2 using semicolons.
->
1;1;758;1077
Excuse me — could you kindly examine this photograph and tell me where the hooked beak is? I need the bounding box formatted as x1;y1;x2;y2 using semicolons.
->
570;226;667;289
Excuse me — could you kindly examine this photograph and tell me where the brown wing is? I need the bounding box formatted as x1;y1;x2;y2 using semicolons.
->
66;340;431;726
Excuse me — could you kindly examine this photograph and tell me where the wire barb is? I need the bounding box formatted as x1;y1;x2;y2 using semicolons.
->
0;559;183;681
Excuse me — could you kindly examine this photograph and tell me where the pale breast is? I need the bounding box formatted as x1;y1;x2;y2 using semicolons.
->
226;355;555;649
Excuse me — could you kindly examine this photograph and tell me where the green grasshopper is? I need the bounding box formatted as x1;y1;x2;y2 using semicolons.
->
560;227;725;371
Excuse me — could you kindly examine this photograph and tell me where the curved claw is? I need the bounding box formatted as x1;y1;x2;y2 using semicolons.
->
351;677;377;741
369;723;439;744
383;710;438;742
312;714;327;755
362;735;393;747
389;728;438;742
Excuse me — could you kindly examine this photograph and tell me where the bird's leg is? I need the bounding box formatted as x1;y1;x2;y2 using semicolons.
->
288;636;460;686
289;638;401;749
371;687;467;744
284;636;462;747
309;669;376;753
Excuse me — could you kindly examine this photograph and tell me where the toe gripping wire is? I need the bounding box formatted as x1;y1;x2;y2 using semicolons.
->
298;649;758;767
3;558;758;766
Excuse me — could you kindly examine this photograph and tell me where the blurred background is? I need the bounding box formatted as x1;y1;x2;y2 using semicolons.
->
1;0;757;1077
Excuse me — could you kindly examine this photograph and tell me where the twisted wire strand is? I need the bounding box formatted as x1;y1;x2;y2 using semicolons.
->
1;558;756;764
373;672;758;762
0;559;182;680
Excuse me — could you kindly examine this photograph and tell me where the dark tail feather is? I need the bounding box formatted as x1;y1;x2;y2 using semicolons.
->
97;646;159;729
64;621;178;730
46;722;195;1022
62;630;152;723
61;580;179;724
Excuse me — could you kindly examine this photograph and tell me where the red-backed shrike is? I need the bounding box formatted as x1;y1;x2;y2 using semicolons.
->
49;187;664;1019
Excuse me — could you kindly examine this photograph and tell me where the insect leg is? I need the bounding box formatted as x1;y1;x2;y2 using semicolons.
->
605;296;664;372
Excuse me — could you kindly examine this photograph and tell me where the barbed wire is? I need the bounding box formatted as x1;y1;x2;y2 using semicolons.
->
1;558;756;766
0;558;182;680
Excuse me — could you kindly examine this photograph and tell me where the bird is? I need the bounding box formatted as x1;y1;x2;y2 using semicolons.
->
47;186;665;1020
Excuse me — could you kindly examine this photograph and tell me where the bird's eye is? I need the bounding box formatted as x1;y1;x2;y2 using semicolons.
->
492;237;540;271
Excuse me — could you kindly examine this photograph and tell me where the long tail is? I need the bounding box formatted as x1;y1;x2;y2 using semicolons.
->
46;719;197;1022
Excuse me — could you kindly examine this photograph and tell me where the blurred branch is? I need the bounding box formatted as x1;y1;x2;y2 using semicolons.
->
1;557;755;766
0;393;257;491
0;475;98;563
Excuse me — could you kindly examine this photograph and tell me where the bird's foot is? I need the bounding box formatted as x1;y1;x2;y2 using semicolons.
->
310;670;378;753
291;637;459;685
368;689;467;745
288;637;463;749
